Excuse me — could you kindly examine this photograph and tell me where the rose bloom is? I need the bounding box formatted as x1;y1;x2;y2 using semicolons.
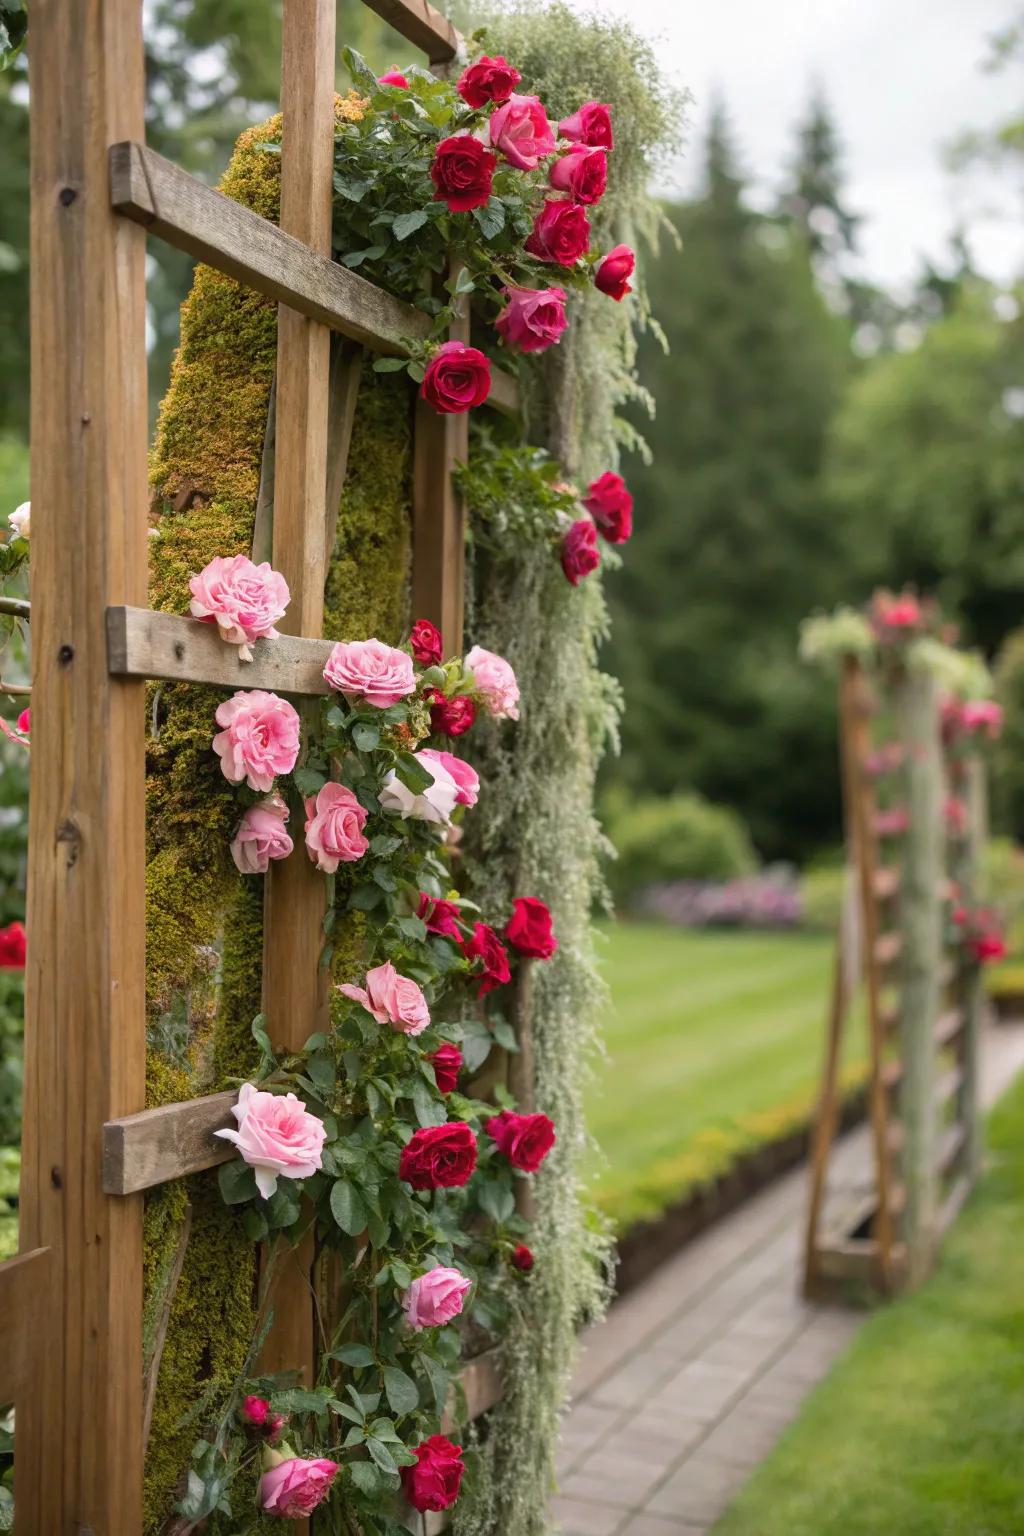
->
559;100;613;149
379;751;460;824
428;688;477;737
462;921;511;996
303;782;369;872
231;795;294;875
410;617;443;667
213;690;300;793
525;198;591;266
594;243;636;302
944;796;968;835
457;54;520;107
16;706;29;735
379;67;409;87
402;1265;472;1330
401;1435;465;1513
241;1395;270;1427
494;286;568;354
873;592;921;631
0;708;29;751
465;645;520;720
429;1041;463;1093
338;959;430;1036
506;895;558;959
511;1243;534;1272
0;920;26;969
421;341;492;415
489;92;555;170
8;501;29;539
399;1122;478;1189
963;700;1003;739
188;554;290;661
874;806;910;838
430;133;497;212
584;470;633;543
417;891;464;940
973;931;1008;963
419;747;479;807
215;1082;326;1199
259;1456;339;1518
323;637;416;709
561;519;600;586
485;1108;556;1173
549;144;607;205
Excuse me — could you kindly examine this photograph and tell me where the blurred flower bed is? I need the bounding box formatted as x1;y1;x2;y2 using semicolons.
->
635;868;801;929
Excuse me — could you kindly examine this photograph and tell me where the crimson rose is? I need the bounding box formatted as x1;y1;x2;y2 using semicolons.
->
525;198;591;266
559;101;614;149
462;921;511;996
584;470;633;543
429;1042;463;1095
421;342;492;415
401;1435;465;1512
511;1243;534;1272
410;617;443;667
428;688;477;737
561;519;600;586
486;1109;556;1172
430;134;497;212
506;896;558;959
400;1122;478;1189
457;54;520;107
595;243;635;302
0;921;25;969
417;891;463;940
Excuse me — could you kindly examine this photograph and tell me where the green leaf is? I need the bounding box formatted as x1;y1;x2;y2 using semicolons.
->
396;752;433;793
471;199;505;240
491;1017;519;1053
393;209;429;241
265;1185;301;1229
420;1353;449;1414
341;46;379;90
341;243;388;268
352;721;380;752
269;1387;337;1415
333;1341;376;1367
383;1366;420;1417
217;1158;257;1206
365;1436;398;1474
411;1077;446;1129
349;882;383;912
242;1206;269;1242
390;1258;412;1290
330;1178;368;1236
348;1459;381;1496
372;862;398;893
292;766;326;798
306;1052;335;1093
372;356;409;373
478;1178;515;1224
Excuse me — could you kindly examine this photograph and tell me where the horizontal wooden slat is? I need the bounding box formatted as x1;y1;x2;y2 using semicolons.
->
937;1121;967;1175
102;1090;237;1195
815;1237;907;1283
446;1346;503;1430
361;0;459;60
874;931;903;968
0;1247;51;1398
107;605;336;694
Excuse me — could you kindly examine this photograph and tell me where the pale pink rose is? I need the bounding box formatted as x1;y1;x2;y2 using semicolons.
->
212;690;301;793
338;959;430;1036
489;93;556;170
323;638;416;708
303;782;369;872
214;1082;326;1199
189;554;290;661
402;1265;472;1330
8;501;29;539
230;795;294;875
494;286;568;354
259;1455;339;1517
419;748;479;807
465;645;520;721
378;752;459;824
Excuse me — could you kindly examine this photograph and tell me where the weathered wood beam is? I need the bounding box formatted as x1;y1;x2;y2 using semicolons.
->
361;0;460;62
0;1248;51;1400
107;605;335;694
102;1090;237;1196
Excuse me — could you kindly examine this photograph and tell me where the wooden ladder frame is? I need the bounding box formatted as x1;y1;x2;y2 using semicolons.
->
0;1;515;1528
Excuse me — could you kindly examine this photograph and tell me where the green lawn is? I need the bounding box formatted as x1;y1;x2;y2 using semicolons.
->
713;1073;1024;1536
587;922;865;1231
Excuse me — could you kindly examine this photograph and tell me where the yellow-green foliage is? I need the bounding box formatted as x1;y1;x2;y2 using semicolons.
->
142;97;411;1532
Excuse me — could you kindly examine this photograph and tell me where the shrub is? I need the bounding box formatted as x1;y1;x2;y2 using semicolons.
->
994;628;1024;840
801;856;847;932
606;791;756;903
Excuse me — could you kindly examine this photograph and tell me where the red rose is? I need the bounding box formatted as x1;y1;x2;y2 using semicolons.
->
583;470;633;543
558;101;613;149
485;1109;556;1173
461;921;511;997
401;1435;465;1513
379;68;409;88
410;617;443;667
973;932;1007;964
417;892;464;940
421;342;492;415
548;144;608;205
511;1243;534;1272
0;920;26;969
525;198;591;266
400;1122;478;1189
430;1042;464;1095
594;244;635;302
241;1395;269;1426
561;519;600;586
428;689;477;737
506;896;558;959
430;134;497;213
457;54;520;107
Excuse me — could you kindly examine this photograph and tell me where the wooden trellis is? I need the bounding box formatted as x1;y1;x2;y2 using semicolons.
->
0;1;517;1529
803;656;983;1298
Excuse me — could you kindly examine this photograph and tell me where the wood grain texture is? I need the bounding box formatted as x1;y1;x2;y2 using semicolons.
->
107;605;335;694
19;0;148;1526
102;1090;238;1195
360;0;460;61
0;1248;51;1400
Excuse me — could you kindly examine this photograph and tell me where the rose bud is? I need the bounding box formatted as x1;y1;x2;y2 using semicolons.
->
594;244;636;302
379;68;409;87
429;1042;464;1094
241;1395;270;1427
410;617;443;667
511;1243;535;1272
561;518;600;586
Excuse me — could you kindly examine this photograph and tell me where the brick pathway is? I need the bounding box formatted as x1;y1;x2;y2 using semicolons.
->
552;1021;1024;1535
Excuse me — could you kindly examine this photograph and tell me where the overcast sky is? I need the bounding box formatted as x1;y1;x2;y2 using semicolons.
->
571;0;1023;293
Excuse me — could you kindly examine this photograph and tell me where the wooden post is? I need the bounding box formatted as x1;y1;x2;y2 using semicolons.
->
18;0;148;1529
894;663;942;1283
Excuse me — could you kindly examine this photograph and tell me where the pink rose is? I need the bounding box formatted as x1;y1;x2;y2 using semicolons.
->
0;707;29;750
419;747;479;807
215;1082;326;1199
962;700;1003;739
561;519;600;586
323;637;416;708
465;645;519;720
495;286;568;354
524;198;591;266
584;470;633;542
548;144;607;205
213;690;301;793
259;1455;339;1518
189;554;290;660
421;342;492;415
457;54;520;107
595;244;635;302
402;1265;473;1330
338;959;431;1036
242;1395;270;1427
559;101;613;149
303;782;369;872
379;68;409;87
489;92;556;170
231;795;294;875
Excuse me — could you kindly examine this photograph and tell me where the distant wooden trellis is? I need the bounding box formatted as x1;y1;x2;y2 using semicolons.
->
803;656;984;1299
0;1;520;1529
